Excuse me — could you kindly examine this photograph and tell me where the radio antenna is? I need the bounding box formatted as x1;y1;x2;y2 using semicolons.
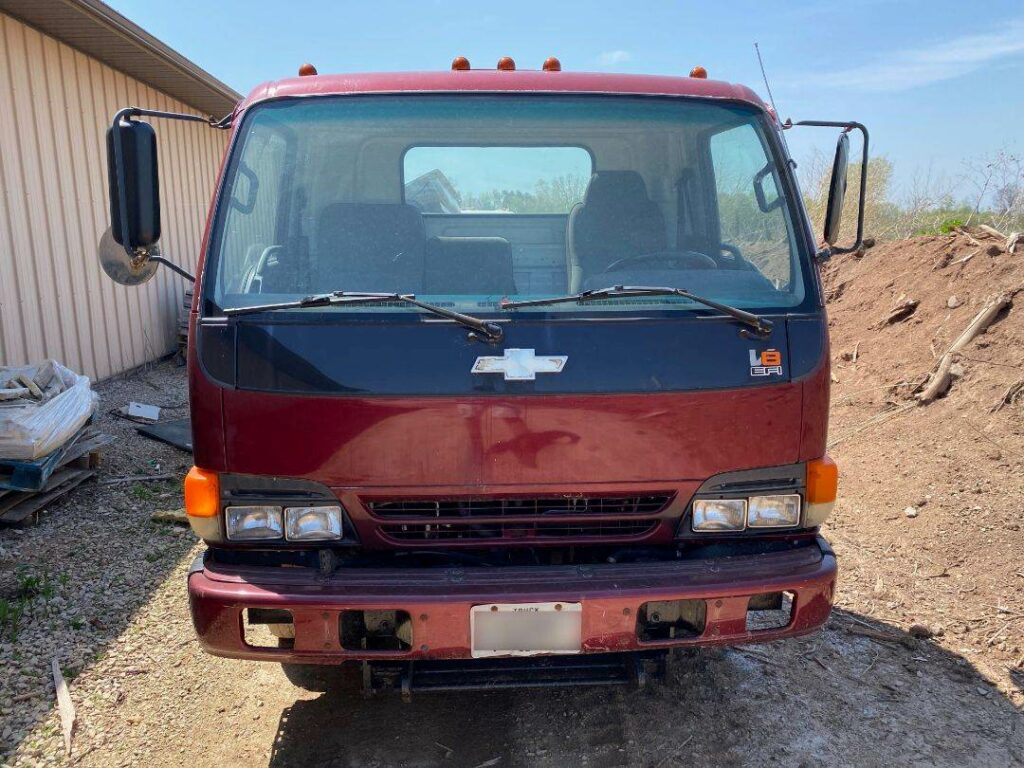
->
754;42;779;116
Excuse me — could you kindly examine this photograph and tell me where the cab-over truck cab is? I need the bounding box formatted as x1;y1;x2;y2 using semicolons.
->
103;58;864;694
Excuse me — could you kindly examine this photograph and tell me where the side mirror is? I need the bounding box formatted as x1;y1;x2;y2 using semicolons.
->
106;118;161;250
823;132;850;246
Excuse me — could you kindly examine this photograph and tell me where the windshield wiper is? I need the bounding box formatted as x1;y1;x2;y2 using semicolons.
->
501;285;773;338
223;291;504;342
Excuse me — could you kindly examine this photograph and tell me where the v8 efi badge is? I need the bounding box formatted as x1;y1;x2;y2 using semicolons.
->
749;349;783;377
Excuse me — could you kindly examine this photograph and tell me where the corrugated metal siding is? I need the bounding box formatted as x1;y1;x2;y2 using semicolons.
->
0;12;229;380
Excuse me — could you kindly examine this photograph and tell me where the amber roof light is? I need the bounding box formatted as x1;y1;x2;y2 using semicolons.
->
689;65;707;79
543;57;561;72
298;63;318;77
451;56;471;71
497;56;516;71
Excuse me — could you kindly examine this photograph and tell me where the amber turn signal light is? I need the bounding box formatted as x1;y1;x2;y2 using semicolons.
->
497;56;516;71
298;63;317;77
689;65;707;79
185;467;220;518
806;456;838;503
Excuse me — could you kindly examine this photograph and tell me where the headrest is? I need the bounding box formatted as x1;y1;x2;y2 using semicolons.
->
582;171;651;207
318;203;423;239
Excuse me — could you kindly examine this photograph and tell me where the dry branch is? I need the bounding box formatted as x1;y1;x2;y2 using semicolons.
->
97;473;176;486
827;403;916;448
918;293;1012;404
953;249;979;266
878;298;919;326
992;379;1024;412
52;659;75;756
956;227;983;247
977;224;1007;240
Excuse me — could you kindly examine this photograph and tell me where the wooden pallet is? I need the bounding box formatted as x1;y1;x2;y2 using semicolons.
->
0;426;112;492
0;468;96;526
0;427;113;526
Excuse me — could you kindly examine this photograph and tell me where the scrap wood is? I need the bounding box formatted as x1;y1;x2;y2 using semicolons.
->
435;742;454;759
151;508;188;524
878;298;919;326
992;379;1024;412
1008;232;1021;254
14;373;44;399
956;227;983;247
841;624;914;648
0;388;31;402
0;469;96;526
98;473;176;486
977;224;1007;241
918;293;1012;404
52;658;76;756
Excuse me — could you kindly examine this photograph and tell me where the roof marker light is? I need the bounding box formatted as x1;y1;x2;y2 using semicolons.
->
689;65;707;79
543;57;561;72
497;56;516;71
451;56;471;71
298;63;318;77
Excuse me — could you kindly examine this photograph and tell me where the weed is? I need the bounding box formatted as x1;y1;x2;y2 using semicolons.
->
16;569;41;598
938;218;965;234
0;598;26;641
131;483;156;501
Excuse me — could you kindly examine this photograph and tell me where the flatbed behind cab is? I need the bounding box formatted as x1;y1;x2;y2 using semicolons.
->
103;57;864;694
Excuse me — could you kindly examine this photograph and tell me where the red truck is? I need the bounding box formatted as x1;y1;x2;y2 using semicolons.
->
103;57;865;694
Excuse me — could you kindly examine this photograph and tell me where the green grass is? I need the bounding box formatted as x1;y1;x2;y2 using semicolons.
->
131;483;156;501
0;598;26;641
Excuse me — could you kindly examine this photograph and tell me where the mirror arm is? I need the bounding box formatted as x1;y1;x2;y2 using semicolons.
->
150;255;195;283
784;119;870;255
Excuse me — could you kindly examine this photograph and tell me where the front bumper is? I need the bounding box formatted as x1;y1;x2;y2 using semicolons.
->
188;538;836;663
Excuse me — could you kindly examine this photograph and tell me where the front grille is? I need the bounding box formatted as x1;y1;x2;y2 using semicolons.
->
379;519;658;542
366;495;672;520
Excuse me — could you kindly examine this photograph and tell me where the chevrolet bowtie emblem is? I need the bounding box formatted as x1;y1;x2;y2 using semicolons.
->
471;348;568;381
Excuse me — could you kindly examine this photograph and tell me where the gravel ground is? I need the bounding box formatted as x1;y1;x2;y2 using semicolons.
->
0;358;1022;768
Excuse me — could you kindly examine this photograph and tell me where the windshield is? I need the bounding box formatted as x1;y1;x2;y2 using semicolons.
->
208;95;808;314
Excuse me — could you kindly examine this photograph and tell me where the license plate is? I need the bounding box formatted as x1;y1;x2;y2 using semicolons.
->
471;602;582;658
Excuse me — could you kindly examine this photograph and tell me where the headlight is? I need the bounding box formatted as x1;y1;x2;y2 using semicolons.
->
226;505;283;540
285;506;343;541
747;494;801;528
692;499;747;532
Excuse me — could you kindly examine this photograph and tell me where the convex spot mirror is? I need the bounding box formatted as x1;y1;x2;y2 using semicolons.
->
98;227;159;286
106;119;161;251
823;132;850;246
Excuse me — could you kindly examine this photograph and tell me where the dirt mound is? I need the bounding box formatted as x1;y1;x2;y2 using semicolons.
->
824;227;1023;416
821;226;1024;693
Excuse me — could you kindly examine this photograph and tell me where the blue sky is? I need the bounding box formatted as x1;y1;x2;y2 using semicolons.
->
107;0;1024;200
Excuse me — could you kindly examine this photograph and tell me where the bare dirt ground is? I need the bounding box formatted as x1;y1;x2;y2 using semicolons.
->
2;229;1023;767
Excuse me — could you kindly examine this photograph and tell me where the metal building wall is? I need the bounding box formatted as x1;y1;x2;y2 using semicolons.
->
0;12;230;381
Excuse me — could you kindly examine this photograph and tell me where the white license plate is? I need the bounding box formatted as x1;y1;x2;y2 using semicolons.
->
471;602;582;658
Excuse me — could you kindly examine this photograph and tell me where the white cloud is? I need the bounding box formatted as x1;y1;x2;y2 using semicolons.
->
800;19;1024;92
597;50;631;67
